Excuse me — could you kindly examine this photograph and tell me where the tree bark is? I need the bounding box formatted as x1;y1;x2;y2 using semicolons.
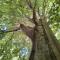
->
29;18;60;60
19;7;60;60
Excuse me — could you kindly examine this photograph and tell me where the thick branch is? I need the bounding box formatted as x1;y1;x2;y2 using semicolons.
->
20;24;34;40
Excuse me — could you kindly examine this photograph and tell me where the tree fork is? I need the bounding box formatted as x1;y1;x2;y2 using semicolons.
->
29;6;60;59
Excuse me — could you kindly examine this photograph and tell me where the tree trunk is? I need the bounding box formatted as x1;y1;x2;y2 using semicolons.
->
29;18;60;60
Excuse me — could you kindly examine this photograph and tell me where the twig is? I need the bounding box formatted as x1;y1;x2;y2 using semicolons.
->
0;27;20;33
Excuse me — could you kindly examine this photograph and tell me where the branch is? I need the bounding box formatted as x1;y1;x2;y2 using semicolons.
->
42;0;48;15
37;7;41;16
26;0;33;9
0;27;20;33
34;0;37;9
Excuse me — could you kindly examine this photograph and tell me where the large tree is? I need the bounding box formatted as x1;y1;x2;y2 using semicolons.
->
0;0;60;60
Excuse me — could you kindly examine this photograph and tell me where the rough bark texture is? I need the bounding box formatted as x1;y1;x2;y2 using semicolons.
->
31;19;60;60
20;18;60;60
20;12;60;60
